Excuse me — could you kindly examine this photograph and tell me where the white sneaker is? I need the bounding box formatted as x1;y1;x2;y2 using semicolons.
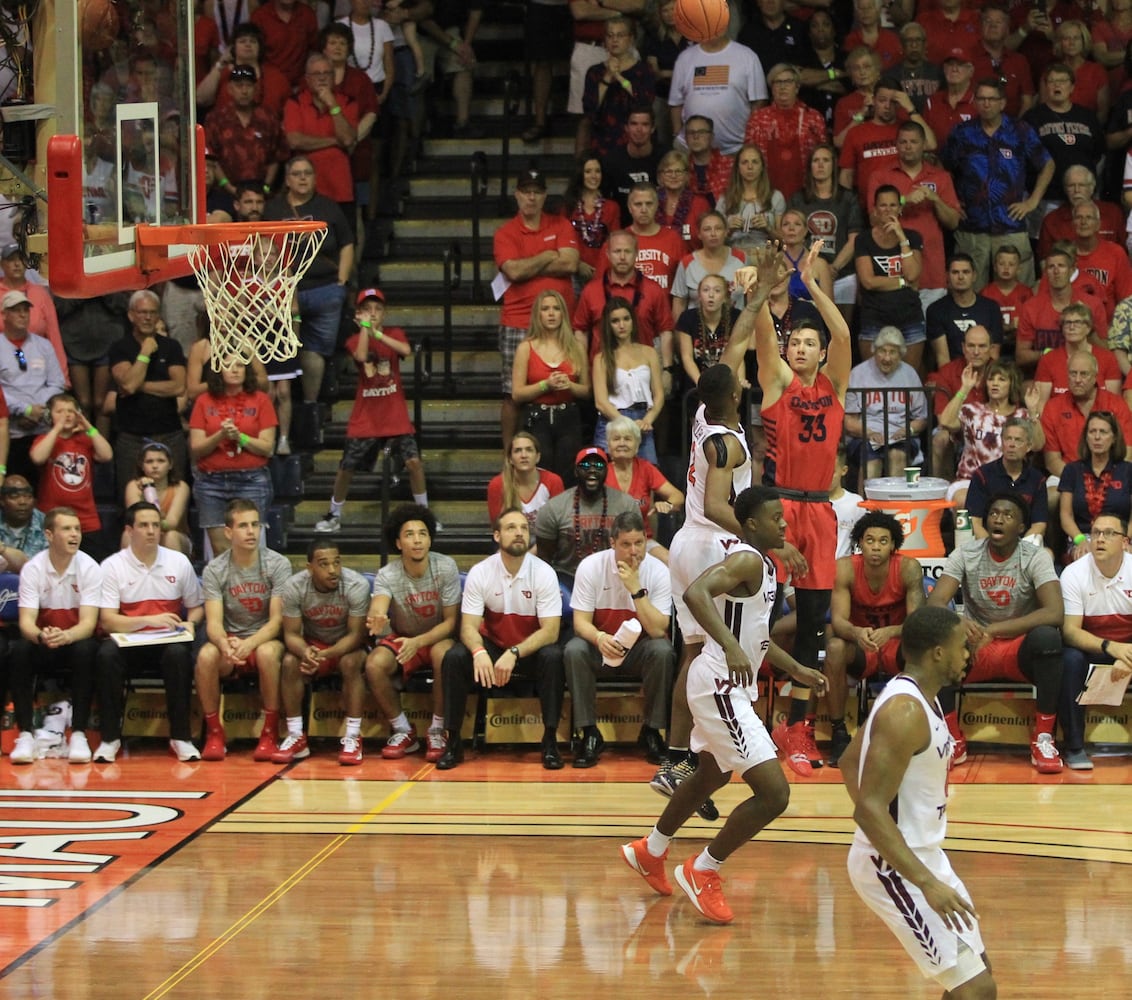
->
276;435;291;456
93;739;121;763
314;514;341;533
68;731;92;763
170;739;201;762
92;738;120;761
34;729;66;759
9;731;35;764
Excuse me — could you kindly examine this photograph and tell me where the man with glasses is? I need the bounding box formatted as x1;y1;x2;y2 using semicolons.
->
1070;200;1132;320
683;116;732;202
1038;165;1125;262
941;78;1054;288
109;290;188;492
0;290;66;485
1060;513;1132;770
743;64;828;201
283;54;359;216
1034;304;1122;412
0;474;46;571
1040;351;1132;482
970;6;1034;119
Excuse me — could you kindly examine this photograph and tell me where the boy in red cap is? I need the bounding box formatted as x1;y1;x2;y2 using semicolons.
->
314;288;434;533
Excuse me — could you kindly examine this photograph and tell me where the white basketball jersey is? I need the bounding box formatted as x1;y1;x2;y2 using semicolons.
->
700;542;777;694
852;675;952;852
685;403;752;530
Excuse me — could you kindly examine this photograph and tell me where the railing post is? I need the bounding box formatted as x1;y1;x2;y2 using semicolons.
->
499;70;522;213
441;242;462;394
469;152;488;303
379;444;393;567
412;337;432;454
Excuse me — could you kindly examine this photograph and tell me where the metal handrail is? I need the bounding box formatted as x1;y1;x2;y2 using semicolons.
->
441;242;462;393
378;443;394;567
469;151;488;303
846;383;947;494
412;336;433;454
499;70;523;212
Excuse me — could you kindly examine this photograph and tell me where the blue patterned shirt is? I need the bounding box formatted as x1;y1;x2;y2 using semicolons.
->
941;115;1051;236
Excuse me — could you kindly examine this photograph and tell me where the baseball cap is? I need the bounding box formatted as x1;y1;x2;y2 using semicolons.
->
230;64;258;83
575;446;608;466
2;290;31;309
356;287;385;305
515;168;547;191
0;243;23;260
943;48;972;63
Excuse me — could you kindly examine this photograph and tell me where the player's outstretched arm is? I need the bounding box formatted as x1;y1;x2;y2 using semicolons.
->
799;240;851;399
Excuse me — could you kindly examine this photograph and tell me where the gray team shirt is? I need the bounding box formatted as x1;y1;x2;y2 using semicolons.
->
372;552;462;638
281;567;371;645
940;539;1059;628
202;548;294;638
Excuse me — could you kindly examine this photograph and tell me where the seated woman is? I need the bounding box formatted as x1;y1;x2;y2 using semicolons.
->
486;431;565;543
122;442;191;555
844;326;928;479
603;415;683;562
592;296;664;465
670;210;746;324
938;357;1042;508
1060;412;1132;562
189;358;277;556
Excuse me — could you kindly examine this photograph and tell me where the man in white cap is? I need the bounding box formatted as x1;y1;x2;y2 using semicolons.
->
0;290;66;483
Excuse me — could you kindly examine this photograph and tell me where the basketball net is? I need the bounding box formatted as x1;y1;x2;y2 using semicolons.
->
189;226;327;370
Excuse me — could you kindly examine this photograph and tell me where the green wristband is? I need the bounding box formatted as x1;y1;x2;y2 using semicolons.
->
1073;533;1087;545
330;105;342;116
86;426;99;437
136;353;150;364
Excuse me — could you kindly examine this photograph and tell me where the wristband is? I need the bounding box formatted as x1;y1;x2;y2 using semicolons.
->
330;105;342;116
136;353;150;364
359;319;371;328
373;329;384;341
1073;533;1087;545
851;112;864;124
238;432;250;448
1017;26;1027;38
539;379;548;392
23;405;32;417
1102;639;1111;657
901;251;913;259
899;240;911;247
218;178;229;188
291;313;301;322
263;185;271;194
471;646;487;658
449;37;460;51
620;78;633;92
897;277;905;289
828;67;836;80
0;464;6;473
86;426;99;437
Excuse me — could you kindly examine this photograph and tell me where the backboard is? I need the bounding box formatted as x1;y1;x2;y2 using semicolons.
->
34;0;203;296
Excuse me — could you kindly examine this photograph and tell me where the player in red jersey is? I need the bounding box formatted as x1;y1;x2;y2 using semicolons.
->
750;238;851;775
825;511;924;767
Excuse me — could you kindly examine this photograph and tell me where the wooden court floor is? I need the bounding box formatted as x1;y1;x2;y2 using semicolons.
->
3;742;1132;999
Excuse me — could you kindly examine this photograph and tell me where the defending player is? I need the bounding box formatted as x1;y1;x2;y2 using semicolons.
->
752;239;852;774
825;511;924;767
841;605;997;1000
620;486;828;925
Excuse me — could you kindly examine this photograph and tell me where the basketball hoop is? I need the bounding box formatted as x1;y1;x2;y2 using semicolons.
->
135;221;328;368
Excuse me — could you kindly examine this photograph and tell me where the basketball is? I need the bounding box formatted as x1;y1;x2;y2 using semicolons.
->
80;0;119;53
673;0;730;44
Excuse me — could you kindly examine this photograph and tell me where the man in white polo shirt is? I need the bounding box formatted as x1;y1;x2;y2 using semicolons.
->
564;508;674;768
7;506;102;764
436;507;565;770
94;501;204;763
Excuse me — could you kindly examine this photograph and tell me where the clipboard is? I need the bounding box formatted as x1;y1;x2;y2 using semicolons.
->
111;622;195;648
1076;663;1132;707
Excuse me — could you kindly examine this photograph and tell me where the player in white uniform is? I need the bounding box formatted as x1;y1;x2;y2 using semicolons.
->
841;605;997;999
621;486;828;925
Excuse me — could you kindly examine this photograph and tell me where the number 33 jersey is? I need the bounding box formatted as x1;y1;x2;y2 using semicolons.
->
940;538;1059;627
761;372;845;491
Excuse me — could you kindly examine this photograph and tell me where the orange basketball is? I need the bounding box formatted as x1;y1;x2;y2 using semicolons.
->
673;0;730;44
80;0;120;53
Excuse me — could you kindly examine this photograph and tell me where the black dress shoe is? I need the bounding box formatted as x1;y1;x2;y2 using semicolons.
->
541;734;564;770
436;741;464;770
572;730;604;769
639;726;667;765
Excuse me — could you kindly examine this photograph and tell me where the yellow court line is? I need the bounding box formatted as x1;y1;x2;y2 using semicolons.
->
142;763;434;1000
